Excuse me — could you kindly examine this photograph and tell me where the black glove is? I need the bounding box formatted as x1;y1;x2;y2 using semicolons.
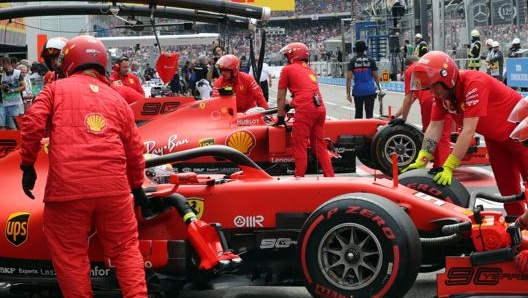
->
132;187;149;207
20;164;36;200
388;117;405;126
273;116;286;127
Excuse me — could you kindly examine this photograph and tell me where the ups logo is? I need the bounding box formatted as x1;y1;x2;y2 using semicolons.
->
198;138;215;147
5;212;30;247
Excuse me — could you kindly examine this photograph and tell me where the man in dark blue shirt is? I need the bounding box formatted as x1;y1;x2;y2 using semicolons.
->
345;40;381;119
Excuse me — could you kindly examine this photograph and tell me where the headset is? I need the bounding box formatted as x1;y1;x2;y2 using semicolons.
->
113;56;129;73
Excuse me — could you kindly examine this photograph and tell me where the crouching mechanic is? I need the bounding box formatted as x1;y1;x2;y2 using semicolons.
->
401;51;528;217
20;35;148;298
212;54;269;113
277;42;334;177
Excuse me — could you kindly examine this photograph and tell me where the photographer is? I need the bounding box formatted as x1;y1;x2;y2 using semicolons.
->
0;56;26;129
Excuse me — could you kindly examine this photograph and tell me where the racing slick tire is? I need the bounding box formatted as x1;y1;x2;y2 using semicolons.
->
371;123;423;176
399;169;471;273
298;194;421;298
398;169;470;208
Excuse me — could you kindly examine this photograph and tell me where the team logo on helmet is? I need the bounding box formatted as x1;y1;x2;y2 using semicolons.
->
85;113;106;134
5;212;30;247
188;197;204;219
226;130;256;154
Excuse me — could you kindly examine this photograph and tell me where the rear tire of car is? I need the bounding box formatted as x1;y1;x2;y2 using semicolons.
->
371;123;423;176
399;169;471;272
298;194;421;298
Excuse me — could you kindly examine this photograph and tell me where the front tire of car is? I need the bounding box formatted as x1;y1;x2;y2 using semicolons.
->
298;194;421;298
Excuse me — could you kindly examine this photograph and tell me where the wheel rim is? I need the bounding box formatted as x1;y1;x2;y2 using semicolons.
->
317;223;383;290
383;133;417;166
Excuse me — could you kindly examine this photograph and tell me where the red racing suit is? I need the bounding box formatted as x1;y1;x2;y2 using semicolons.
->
431;70;528;216
405;64;452;166
110;71;145;96
212;71;269;113
20;72;147;298
278;61;334;177
113;84;145;104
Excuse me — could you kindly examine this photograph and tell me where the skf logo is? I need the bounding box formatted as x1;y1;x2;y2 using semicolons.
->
188;198;204;219
198;138;215;147
5;212;30;247
226;130;256;154
85;113;106;134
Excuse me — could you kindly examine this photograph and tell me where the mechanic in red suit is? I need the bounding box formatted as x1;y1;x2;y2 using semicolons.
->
109;56;145;96
212;54;269;113
507;96;528;272
402;51;528;217
40;36;68;84
391;55;452;167
276;42;335;177
19;35;148;298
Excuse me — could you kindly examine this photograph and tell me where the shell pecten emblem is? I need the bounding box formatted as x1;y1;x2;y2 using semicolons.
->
84;113;106;134
226;130;256;154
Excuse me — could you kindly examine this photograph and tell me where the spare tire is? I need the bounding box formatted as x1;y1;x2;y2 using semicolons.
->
370;123;423;176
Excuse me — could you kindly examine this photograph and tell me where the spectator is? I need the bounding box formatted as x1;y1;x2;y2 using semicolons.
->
402;51;528;218
181;60;193;95
276;42;334;177
467;29;482;70
16;64;33;113
239;55;250;73
249;56;273;102
19;35;149;298
1;56;26;129
130;60;145;84
143;63;157;81
29;62;46;96
192;55;211;99
414;33;429;57
212;54;269;113
209;45;225;82
484;39;494;75
109;56;145;96
346;40;381;119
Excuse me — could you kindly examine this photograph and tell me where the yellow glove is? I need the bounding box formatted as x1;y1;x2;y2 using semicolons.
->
433;154;460;186
401;149;433;173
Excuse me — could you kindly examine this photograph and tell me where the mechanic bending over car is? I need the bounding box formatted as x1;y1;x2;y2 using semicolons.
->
19;35;149;298
401;51;528;218
212;54;269;113
276;42;335;178
508;96;528;272
391;55;452;167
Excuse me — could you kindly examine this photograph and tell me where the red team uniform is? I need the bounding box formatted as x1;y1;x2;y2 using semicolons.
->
278;43;334;177
430;70;528;215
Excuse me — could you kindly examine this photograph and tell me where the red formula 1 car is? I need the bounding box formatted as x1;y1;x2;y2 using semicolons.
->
1;144;527;298
137;93;425;176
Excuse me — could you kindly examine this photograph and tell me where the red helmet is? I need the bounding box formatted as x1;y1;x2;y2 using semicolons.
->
215;54;240;76
410;51;459;90
41;37;68;70
60;35;107;77
509;96;528;123
280;42;309;64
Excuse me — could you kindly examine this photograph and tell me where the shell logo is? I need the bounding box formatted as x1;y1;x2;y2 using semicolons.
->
226;130;256;154
89;84;99;93
85;113;106;134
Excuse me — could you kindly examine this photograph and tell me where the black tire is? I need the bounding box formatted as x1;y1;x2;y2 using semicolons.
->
298;194;421;298
399;169;470;208
371;123;423;176
356;141;380;170
399;169;471;272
